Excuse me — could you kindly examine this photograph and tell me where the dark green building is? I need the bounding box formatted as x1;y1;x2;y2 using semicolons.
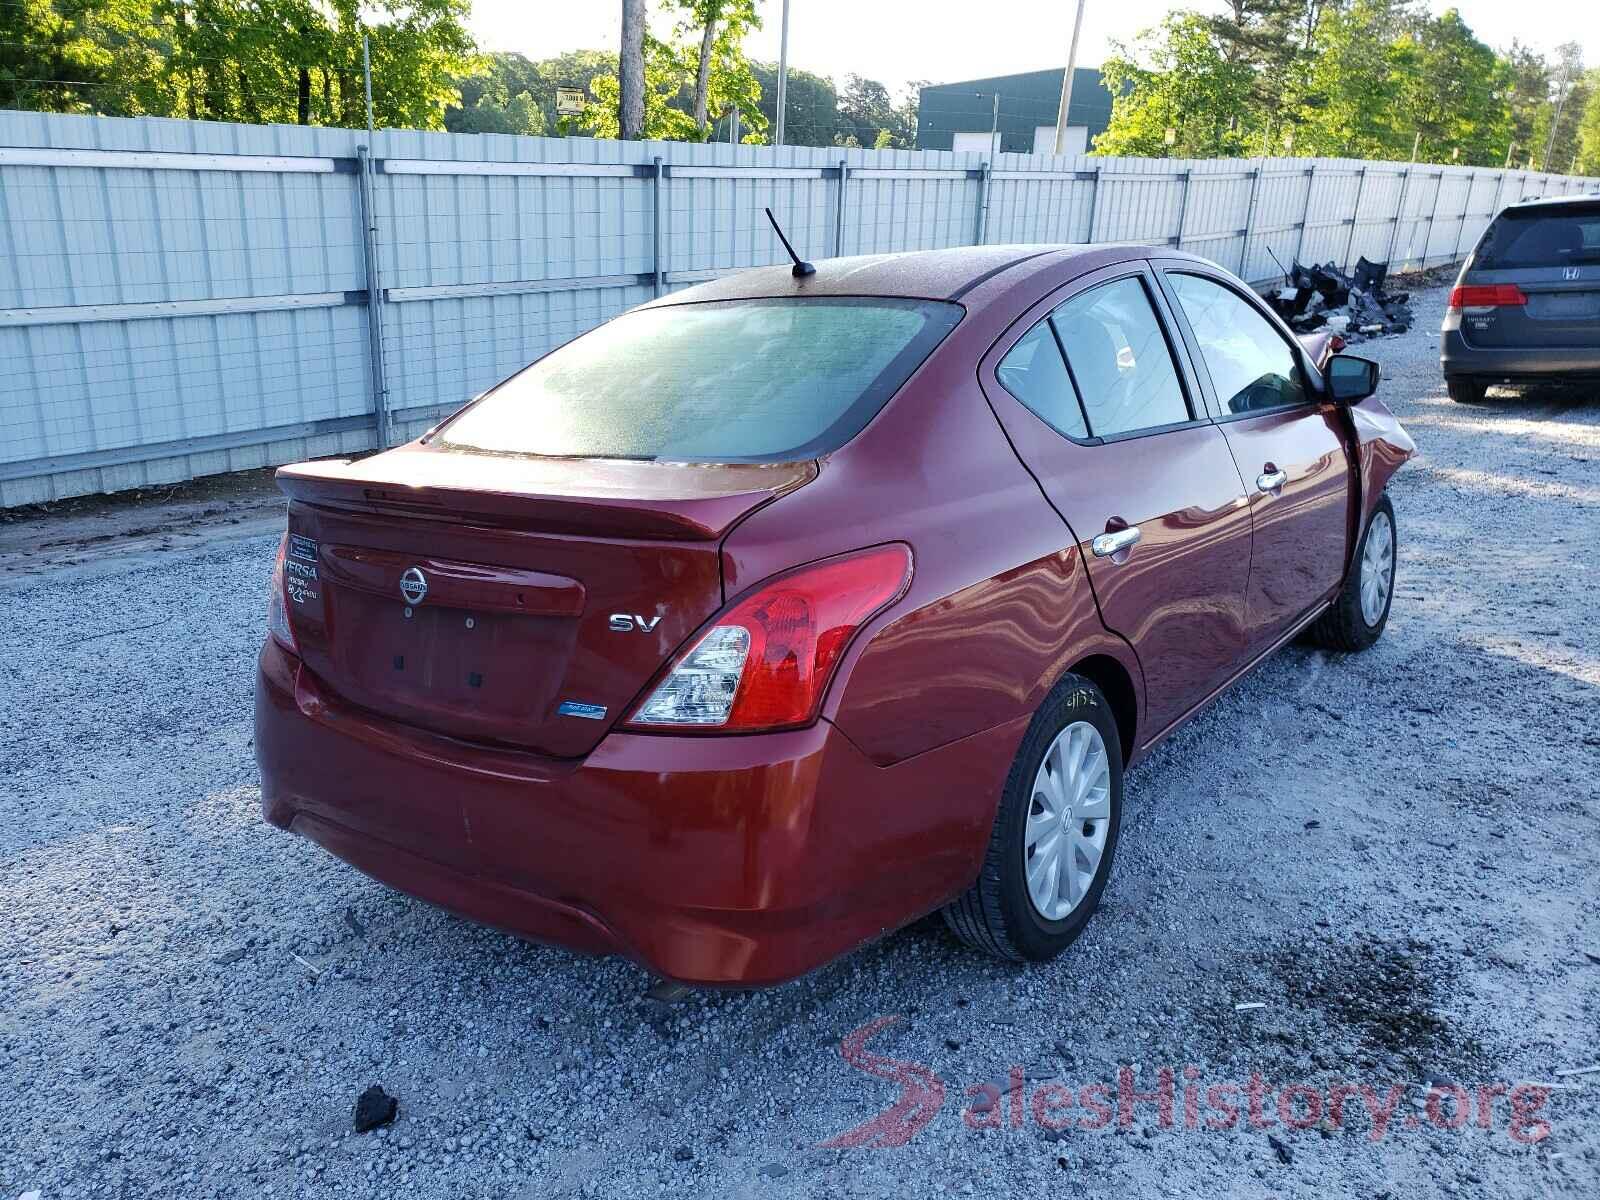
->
917;68;1115;157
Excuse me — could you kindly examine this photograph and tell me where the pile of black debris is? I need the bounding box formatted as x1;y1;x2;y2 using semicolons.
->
1265;257;1415;341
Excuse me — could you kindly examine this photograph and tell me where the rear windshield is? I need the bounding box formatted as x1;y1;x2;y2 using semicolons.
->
435;297;963;462
1475;204;1600;269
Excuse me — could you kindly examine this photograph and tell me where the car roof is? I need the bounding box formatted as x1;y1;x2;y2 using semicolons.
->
1504;193;1600;213
641;243;1158;308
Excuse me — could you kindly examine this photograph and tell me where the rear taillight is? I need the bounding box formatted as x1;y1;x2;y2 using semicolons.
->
267;535;298;654
626;544;913;733
1447;284;1528;310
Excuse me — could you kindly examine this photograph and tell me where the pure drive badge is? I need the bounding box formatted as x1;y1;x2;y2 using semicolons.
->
557;700;608;721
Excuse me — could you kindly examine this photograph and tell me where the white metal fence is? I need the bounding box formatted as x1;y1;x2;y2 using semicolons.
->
1;109;1594;506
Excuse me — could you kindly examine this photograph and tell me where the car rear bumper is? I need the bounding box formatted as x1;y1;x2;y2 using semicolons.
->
1441;330;1600;379
254;639;1012;986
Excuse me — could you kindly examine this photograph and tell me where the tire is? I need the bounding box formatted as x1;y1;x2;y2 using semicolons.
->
1446;375;1487;404
1308;492;1396;652
942;674;1124;962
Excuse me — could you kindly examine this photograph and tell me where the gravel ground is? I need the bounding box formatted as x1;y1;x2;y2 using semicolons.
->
2;280;1598;1199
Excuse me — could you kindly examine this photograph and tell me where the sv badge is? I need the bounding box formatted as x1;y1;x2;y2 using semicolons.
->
609;613;663;633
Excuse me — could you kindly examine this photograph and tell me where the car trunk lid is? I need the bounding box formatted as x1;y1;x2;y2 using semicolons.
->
1462;203;1600;348
277;445;815;757
1457;266;1600;348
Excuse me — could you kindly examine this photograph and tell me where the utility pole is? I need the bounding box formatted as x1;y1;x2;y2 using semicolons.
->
1504;140;1516;169
774;0;791;147
1543;58;1574;172
619;0;646;140
361;34;375;134
1052;0;1088;155
988;91;999;156
1410;131;1420;162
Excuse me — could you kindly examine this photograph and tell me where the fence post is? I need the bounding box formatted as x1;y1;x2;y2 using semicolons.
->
1384;165;1411;268
355;145;391;449
1239;160;1265;279
834;158;848;257
1419;170;1446;269
652;156;664;297
974;160;992;245
1172;168;1191;249
1292;165;1315;265
1341;166;1368;271
1084;166;1103;243
1451;172;1477;260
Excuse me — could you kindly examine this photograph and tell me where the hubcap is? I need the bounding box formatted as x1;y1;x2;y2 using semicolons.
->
1022;721;1112;922
1359;510;1394;627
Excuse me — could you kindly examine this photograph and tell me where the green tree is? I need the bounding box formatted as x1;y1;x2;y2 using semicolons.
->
446;51;554;134
836;74;914;148
1504;40;1551;167
1293;0;1415;158
1095;12;1255;157
1387;8;1511;165
667;0;759;136
586;34;696;139
2;0;476;128
0;0;164;114
751;61;836;145
584;8;765;144
1574;72;1600;174
1531;43;1587;170
1205;0;1318;126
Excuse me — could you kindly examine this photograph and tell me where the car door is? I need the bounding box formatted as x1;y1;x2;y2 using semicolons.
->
980;263;1254;740
1155;266;1354;651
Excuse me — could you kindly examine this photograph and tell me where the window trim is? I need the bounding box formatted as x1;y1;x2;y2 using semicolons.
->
1153;265;1322;424
983;263;1210;447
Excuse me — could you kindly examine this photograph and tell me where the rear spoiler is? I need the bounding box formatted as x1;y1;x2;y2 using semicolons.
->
277;447;817;542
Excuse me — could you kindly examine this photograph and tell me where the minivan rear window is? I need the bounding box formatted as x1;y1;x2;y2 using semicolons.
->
1475;203;1600;269
436;297;963;462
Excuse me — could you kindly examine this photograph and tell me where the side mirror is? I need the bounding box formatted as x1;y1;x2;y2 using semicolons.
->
1327;354;1381;404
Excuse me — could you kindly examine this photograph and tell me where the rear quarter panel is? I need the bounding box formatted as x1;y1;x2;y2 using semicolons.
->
720;281;1142;770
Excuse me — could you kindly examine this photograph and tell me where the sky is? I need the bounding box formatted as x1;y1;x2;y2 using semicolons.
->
469;0;1597;92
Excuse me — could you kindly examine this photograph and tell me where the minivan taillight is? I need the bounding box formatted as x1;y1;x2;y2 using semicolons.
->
267;535;298;654
1447;284;1528;310
626;544;913;733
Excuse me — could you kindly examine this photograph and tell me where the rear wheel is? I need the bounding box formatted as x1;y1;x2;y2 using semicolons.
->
942;674;1123;961
1446;375;1487;404
1309;492;1396;652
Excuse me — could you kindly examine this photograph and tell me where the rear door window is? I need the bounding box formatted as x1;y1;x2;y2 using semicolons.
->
437;297;963;462
1049;277;1191;437
1475;205;1600;269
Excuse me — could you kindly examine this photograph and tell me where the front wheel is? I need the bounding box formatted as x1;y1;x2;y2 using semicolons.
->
1309;492;1396;652
942;675;1123;962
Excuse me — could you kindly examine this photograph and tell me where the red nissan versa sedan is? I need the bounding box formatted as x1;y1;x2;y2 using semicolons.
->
255;244;1414;987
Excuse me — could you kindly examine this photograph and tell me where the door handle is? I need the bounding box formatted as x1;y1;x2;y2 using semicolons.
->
1256;468;1288;493
1092;526;1142;559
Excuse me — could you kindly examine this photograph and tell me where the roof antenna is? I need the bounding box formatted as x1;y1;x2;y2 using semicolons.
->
764;206;815;277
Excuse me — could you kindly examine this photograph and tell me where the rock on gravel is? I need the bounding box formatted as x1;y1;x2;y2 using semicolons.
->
1;279;1597;1199
353;1086;399;1133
